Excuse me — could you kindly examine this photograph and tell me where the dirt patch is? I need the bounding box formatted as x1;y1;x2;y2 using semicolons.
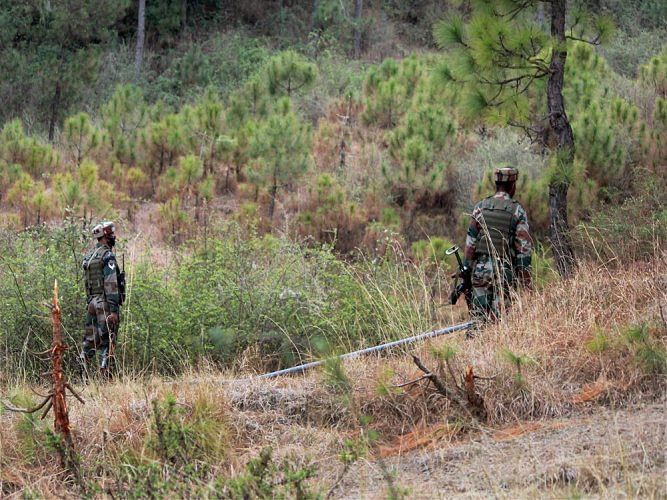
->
332;402;667;498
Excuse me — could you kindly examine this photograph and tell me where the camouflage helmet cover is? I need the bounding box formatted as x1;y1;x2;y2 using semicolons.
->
92;221;115;240
495;167;518;183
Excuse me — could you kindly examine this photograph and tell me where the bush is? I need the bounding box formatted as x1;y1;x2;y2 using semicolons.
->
573;176;667;264
0;222;442;381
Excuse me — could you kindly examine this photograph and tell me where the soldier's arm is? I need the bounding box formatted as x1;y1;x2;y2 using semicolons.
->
102;252;120;313
464;205;482;265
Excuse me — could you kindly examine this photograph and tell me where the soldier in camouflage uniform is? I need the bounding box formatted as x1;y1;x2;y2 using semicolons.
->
81;221;121;375
463;167;532;322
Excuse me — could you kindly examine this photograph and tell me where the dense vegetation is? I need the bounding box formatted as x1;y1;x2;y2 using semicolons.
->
0;0;665;380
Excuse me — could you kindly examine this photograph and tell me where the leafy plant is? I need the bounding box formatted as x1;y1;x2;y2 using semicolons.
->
500;347;536;387
585;330;611;354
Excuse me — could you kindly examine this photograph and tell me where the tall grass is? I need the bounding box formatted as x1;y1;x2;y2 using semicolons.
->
0;223;454;383
1;251;664;497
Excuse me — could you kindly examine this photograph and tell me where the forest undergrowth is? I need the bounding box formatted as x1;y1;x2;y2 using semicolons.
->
1;247;664;497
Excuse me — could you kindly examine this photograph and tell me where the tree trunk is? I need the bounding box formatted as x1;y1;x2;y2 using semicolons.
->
307;0;321;52
268;181;278;220
48;80;62;142
353;0;363;59
546;0;576;278
309;0;320;34
135;0;146;74
181;0;187;31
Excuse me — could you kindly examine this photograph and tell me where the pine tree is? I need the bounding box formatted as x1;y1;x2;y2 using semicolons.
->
101;84;148;165
434;0;614;277
140;113;185;194
640;48;667;98
7;172;35;227
266;50;317;97
249;98;312;220
0;1;129;139
177;154;203;206
64;112;100;166
192;90;236;177
0;120;59;177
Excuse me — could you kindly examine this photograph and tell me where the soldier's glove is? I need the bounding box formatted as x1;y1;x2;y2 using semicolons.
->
107;313;119;327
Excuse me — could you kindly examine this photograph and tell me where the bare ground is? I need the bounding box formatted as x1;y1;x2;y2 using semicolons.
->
328;402;667;499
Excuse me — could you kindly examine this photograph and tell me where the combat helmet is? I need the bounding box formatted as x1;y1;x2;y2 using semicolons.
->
92;221;115;240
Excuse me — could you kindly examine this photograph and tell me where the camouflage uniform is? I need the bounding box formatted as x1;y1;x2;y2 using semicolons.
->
464;170;532;321
81;229;121;371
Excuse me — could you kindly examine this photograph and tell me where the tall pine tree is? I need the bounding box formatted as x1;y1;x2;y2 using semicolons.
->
434;0;613;277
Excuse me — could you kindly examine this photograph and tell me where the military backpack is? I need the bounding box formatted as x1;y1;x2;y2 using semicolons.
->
475;196;518;259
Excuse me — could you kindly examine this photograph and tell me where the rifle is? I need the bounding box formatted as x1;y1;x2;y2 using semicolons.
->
446;246;472;308
118;254;126;306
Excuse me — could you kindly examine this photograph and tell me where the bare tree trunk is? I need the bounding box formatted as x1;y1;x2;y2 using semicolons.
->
308;0;321;51
135;0;146;74
181;0;187;31
268;179;278;220
353;0;363;59
48;80;62;142
547;0;576;277
309;0;320;34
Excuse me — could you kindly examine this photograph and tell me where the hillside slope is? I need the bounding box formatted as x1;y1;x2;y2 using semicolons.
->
1;253;665;497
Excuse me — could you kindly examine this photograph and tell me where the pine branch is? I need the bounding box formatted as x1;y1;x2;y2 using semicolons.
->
565;33;601;45
507;120;544;143
494;0;536;22
478;69;547;89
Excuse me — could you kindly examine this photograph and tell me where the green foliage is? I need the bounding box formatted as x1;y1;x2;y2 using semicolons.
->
0;222;448;380
433;2;613;129
63;112;100;166
266;50;318;97
362;57;426;128
0;120;58;178
159;197;188;242
0;0;129;133
223;447;318;499
585;330;611;353
602;28;667;77
574;175;666;263
249;98;312;218
140;112;186;193
639;47;667;101
149;393;226;467
8;391;51;464
385;100;457;202
101;84;148;165
620;323;666;375
323;356;353;394
500;347;536;386
430;343;457;362
411;237;455;271
52;159;112;221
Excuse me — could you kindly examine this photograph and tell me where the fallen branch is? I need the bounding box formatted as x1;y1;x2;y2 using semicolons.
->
411;355;481;422
392;374;432;388
2;395;52;414
66;384;86;405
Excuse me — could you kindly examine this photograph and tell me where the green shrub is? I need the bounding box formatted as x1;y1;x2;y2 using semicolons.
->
223;447;318;499
585;330;611;354
0;222;441;380
620;323;667;375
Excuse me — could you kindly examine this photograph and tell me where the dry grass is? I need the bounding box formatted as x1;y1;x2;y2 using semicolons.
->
0;254;665;497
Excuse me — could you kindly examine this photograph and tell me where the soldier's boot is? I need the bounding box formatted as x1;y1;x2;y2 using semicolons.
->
99;345;116;381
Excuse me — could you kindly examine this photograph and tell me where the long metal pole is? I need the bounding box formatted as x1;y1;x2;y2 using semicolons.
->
256;321;474;380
